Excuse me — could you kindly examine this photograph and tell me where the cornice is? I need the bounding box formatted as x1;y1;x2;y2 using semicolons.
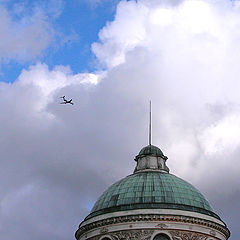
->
75;213;230;239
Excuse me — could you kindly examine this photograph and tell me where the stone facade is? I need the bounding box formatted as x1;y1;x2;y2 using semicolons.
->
134;155;169;173
86;229;222;240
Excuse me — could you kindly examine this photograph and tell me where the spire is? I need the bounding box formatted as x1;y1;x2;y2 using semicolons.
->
149;100;152;145
134;102;169;173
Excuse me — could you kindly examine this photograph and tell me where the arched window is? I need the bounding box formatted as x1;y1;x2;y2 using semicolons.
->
153;234;170;240
101;238;111;240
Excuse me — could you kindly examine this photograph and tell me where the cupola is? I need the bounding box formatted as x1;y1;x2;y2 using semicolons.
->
134;144;169;173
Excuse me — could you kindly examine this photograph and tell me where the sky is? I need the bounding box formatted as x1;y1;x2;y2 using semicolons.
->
0;0;239;239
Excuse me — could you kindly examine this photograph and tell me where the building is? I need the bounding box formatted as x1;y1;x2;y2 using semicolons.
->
75;144;230;240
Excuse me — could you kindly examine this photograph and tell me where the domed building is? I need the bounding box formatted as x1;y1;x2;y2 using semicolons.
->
75;144;230;240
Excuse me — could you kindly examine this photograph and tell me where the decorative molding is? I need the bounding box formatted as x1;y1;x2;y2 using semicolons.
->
209;230;216;236
111;229;154;240
155;223;168;228
90;230;154;240
75;214;229;239
100;227;109;234
170;230;208;240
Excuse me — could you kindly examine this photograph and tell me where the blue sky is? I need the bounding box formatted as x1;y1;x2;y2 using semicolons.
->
0;0;119;82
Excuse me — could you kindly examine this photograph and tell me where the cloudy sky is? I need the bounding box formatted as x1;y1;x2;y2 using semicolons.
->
0;0;239;239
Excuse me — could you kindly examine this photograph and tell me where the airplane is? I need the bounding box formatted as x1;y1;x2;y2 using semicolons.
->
60;96;74;105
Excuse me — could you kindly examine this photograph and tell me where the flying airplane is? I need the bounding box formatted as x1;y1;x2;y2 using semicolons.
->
60;96;74;105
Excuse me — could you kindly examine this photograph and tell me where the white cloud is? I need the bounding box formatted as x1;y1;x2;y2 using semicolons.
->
200;113;240;155
92;0;149;68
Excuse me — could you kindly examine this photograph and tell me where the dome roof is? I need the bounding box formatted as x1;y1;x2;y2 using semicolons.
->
86;171;219;220
135;145;165;160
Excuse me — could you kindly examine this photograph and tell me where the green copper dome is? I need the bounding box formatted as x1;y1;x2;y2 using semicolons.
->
86;171;218;220
135;145;166;160
84;144;219;221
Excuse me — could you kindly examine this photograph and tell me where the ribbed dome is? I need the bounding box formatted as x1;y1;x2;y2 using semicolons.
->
139;145;163;156
86;171;218;220
135;145;165;160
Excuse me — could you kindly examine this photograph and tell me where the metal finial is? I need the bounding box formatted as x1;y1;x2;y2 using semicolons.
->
149;101;152;145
